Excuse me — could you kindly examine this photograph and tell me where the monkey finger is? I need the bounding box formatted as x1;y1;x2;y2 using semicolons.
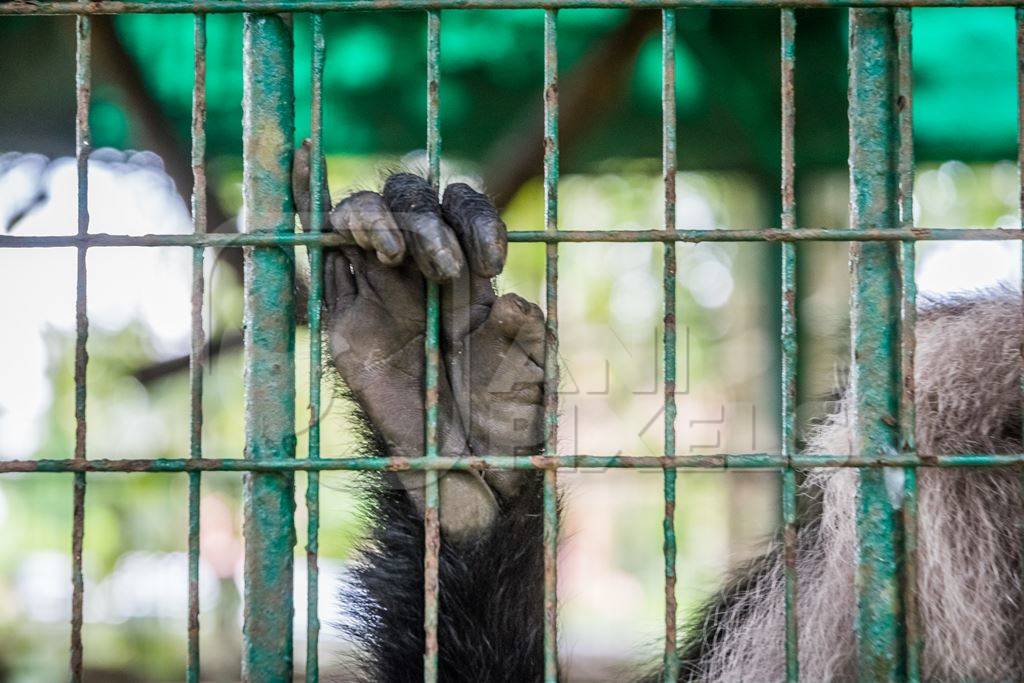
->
292;138;332;233
487;293;546;366
383;173;464;282
323;249;357;313
442;183;507;278
329;191;406;266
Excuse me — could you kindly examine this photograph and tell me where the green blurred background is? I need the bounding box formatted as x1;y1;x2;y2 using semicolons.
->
0;7;1020;681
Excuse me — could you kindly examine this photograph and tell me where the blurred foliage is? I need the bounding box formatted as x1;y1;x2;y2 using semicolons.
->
101;8;1019;167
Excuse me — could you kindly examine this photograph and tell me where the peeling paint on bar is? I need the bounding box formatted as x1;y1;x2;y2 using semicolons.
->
70;12;91;683
9;0;1024;15
848;9;905;681
542;10;561;682
186;12;207;683
9;453;1024;474
779;8;799;682
240;12;297;682
7;227;1024;249
660;8;679;683
894;8;921;682
423;10;442;682
305;12;326;683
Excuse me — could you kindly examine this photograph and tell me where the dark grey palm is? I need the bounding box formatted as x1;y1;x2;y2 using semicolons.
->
293;140;545;541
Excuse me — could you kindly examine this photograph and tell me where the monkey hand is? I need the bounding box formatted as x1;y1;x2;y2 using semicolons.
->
293;141;545;543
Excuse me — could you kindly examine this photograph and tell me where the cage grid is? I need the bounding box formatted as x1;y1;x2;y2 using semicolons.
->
0;1;1020;682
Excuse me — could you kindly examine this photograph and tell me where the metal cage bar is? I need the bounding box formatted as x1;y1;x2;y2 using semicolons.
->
779;8;800;682
186;12;207;683
660;8;680;683
9;226;1024;249
422;10;443;682
894;8;921;682
542;9;561;682
240;12;297;682
70;12;91;683
14;452;1024;474
848;8;905;680
305;12;327;682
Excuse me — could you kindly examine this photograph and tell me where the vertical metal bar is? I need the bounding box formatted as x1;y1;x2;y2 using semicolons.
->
423;10;442;683
848;9;905;682
70;12;91;683
305;12;326;683
187;13;207;683
543;10;560;683
779;9;800;683
241;12;296;682
660;9;679;683
894;9;921;683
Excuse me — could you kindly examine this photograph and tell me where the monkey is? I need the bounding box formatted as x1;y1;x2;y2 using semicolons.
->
292;144;1024;682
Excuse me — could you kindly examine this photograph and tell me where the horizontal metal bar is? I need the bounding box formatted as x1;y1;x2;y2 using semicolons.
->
5;453;1024;473
7;0;1024;14
4;227;1024;249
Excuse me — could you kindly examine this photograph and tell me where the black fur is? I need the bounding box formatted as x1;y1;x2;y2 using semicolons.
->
441;183;502;227
341;404;548;682
383;172;443;215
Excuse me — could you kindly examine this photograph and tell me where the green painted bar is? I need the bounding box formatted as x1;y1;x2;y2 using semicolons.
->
894;8;921;681
422;10;443;682
848;8;905;681
10;452;1024;474
660;8;680;683
186;12;207;683
7;226;1024;250
10;0;1024;15
779;8;799;682
304;12;326;683
240;12;297;682
542;9;561;682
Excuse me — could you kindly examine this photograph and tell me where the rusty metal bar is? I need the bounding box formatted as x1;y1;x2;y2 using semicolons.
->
304;12;326;683
779;8;799;682
10;452;1024;474
70;12;91;683
6;227;1024;249
422;9;442;682
894;8;920;682
240;12;297;682
10;0;1024;15
186;12;207;683
848;8;905;681
542;9;561;682
660;8;679;683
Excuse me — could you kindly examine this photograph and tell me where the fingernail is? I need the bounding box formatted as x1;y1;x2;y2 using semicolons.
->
432;247;461;280
479;240;506;276
376;231;403;260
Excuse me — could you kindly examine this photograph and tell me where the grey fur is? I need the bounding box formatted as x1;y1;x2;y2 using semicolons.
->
696;288;1024;682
